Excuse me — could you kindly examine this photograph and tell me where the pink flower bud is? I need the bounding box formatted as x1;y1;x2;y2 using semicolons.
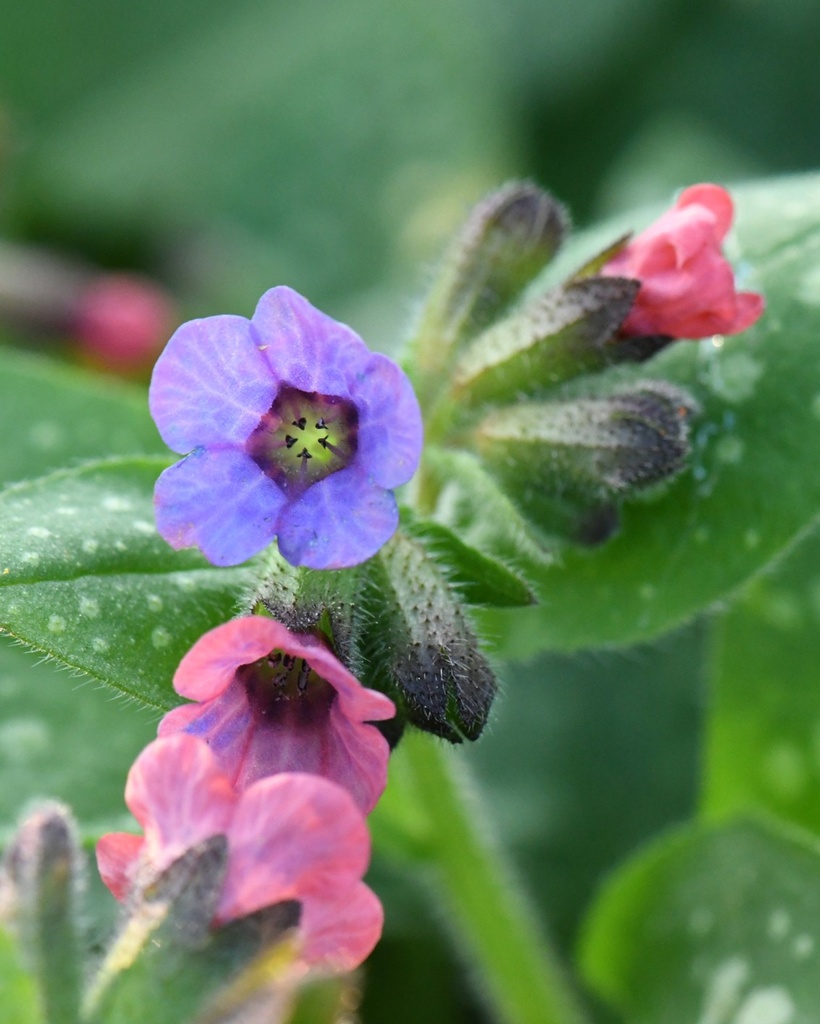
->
602;184;764;339
74;273;175;373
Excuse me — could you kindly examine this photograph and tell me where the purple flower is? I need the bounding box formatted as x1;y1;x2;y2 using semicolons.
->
149;287;423;569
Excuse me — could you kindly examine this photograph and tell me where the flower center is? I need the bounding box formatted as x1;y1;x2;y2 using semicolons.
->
245;385;358;497
237;649;334;722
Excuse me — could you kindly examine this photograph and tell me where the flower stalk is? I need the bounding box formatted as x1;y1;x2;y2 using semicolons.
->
401;731;590;1024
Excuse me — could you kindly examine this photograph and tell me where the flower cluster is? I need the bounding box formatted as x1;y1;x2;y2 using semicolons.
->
99;615;395;974
97;182;764;989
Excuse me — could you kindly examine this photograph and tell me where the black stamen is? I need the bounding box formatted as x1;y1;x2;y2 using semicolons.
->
316;418;327;430
285;435;297;448
317;436;329;449
292;417;307;430
297;448;312;460
297;661;311;694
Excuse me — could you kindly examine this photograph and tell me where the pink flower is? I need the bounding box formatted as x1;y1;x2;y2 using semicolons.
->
602;183;764;339
97;734;383;971
158;617;395;814
74;273;175;374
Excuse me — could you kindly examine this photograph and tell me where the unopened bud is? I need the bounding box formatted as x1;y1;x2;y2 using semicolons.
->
2;802;83;1024
452;276;640;404
367;531;497;742
474;382;696;539
414;182;568;384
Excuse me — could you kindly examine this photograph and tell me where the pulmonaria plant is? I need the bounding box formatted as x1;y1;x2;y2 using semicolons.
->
158;616;395;814
150;286;423;569
601;183;765;339
97;734;383;972
0;177;773;1024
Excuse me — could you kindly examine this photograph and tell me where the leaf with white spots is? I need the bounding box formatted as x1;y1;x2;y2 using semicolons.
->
0;634;157;838
479;173;820;654
580;818;820;1024
0;346;163;486
703;525;820;836
0;458;255;709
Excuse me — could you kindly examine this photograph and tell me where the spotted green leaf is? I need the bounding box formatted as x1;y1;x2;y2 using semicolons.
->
0;634;156;837
480;174;820;654
581;818;820;1023
703;524;820;836
0;346;163;486
0;458;255;710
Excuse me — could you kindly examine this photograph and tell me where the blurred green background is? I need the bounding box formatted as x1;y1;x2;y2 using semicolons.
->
1;0;819;1020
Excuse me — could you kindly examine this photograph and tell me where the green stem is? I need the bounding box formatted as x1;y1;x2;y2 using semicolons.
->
402;731;590;1024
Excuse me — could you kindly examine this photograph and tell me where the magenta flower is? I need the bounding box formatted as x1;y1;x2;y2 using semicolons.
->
157;616;395;814
602;183;764;339
96;734;383;970
149;286;422;569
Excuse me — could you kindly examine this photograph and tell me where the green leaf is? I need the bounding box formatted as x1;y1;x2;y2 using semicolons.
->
480;173;820;654
402;515;536;608
581;818;820;1023
423;446;555;578
0;635;156;838
702;524;820;836
0;347;162;488
0;458;255;709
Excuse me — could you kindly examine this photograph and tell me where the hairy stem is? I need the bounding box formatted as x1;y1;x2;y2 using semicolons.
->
402;731;590;1024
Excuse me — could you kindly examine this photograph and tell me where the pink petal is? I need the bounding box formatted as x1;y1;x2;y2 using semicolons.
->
234;692;390;814
603;183;763;340
173;617;287;702
125;736;236;872
218;773;371;923
300;882;384;970
163;679;255;790
157;703;202;736
729;291;766;334
626;207;715;274
96;833;145;900
231;627;393;811
170;618;394;811
677;183;734;240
